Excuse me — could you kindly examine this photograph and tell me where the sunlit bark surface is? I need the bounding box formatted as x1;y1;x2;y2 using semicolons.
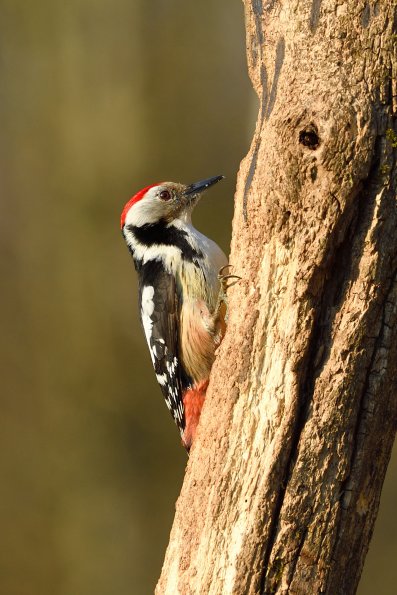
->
157;2;397;593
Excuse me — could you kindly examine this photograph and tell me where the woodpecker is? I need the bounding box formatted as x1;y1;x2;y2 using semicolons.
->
121;175;234;451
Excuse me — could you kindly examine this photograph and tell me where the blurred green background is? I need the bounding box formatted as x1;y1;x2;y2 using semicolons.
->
0;1;395;594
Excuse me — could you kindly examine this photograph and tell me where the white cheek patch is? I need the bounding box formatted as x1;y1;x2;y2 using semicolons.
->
125;187;173;227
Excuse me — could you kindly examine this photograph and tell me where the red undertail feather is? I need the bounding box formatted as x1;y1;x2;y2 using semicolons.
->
182;380;209;451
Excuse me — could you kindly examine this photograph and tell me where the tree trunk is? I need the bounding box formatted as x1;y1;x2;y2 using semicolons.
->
156;1;397;593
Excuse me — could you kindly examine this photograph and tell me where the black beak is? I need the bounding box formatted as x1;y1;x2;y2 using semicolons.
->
184;175;224;196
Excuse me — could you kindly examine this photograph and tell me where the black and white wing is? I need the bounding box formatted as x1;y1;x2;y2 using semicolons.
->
138;261;189;434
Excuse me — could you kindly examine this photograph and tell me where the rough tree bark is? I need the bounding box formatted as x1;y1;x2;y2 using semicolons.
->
157;2;397;594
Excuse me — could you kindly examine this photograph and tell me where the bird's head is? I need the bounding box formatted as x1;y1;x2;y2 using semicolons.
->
120;175;224;229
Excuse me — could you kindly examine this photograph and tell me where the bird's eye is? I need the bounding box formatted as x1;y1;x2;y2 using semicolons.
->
159;189;171;201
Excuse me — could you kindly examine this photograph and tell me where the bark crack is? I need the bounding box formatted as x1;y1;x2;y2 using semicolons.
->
260;136;383;593
326;260;397;593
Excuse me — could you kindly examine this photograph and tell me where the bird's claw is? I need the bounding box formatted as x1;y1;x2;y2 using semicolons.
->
218;264;234;277
220;274;241;290
218;265;241;290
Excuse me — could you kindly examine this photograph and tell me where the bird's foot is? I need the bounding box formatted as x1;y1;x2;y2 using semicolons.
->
215;265;241;326
218;264;241;294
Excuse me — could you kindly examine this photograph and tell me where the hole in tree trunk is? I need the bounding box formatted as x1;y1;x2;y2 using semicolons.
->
299;126;320;149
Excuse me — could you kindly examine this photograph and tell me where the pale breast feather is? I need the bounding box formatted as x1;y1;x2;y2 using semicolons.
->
138;259;191;432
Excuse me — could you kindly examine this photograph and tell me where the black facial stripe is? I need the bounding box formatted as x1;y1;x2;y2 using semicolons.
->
126;221;203;262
